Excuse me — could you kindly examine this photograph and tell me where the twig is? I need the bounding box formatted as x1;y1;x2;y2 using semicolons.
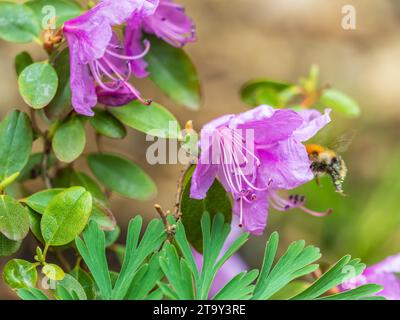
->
154;204;176;242
174;164;191;220
41;132;52;189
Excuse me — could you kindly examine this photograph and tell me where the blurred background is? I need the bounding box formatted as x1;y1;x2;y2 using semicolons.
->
1;0;400;298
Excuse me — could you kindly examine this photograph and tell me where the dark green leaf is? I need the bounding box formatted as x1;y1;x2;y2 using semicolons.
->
0;2;40;43
110;100;181;139
0;195;30;241
55;274;87;300
15;51;33;76
2;259;38;290
87;153;157;200
0;233;21;257
70;267;96;300
90;109;127;139
46;48;72;120
180;166;232;252
28;208;44;243
18;62;59;109
52;117;86;163
0;110;33;181
70;171;107;203
320;89;361;118
146;35;201;110
41;186;92;246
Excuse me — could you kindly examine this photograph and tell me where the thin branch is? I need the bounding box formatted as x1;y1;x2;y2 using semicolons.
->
174;164;191;220
154;204;176;242
41;132;52;189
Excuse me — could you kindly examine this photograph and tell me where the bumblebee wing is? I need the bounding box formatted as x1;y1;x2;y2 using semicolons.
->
328;130;357;153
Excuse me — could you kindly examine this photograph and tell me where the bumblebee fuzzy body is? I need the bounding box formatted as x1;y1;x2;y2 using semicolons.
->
306;144;348;194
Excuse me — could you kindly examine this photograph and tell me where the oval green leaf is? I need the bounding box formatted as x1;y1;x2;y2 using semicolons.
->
145;35;201;110
0;110;33;181
25;0;83;28
55;273;87;300
41;186;92;246
320;89;361;118
89;109;127;139
15;51;34;76
70;171;107;203
0;233;21;257
52;117;86;163
42;263;65;281
2;259;38;290
110;100;181;139
180;166;232;253
18;62;59;109
28;208;44;243
87;153;157;200
0;2;40;43
22;188;65;214
0;195;30;241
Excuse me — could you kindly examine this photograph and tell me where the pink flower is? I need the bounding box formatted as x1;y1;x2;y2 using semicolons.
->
190;105;331;235
63;0;154;115
125;0;196;78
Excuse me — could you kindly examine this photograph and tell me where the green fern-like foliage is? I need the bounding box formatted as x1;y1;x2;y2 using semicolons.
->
16;213;383;300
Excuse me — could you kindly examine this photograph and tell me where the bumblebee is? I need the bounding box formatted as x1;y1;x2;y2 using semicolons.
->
306;144;348;195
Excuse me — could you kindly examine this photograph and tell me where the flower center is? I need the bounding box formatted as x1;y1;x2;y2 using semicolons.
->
88;40;151;105
215;127;269;227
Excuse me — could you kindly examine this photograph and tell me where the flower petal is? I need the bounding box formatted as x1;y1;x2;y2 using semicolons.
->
233;191;269;235
258;138;314;190
190;163;218;200
294;108;331;142
142;0;196;47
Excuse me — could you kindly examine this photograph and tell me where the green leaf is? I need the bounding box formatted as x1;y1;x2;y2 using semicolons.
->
112;217;167;299
91;200;116;231
90;109;127;139
75;221;112;300
0;233;21;257
0;195;30;241
0;110;33;181
52;117;86;163
55;274;87;300
252;234;321;300
0;2;40;43
15;51;33;76
240;79;292;107
41;186;92;246
2;259;38;290
46;48;72;120
18;62;59;109
104;226;120;247
292;256;366;300
17;287;49;300
28;208;44;243
320;89;361;118
70;267;96;300
22;188;64;214
318;284;383;300
70;171;107;203
180;166;232;252
213;270;258;300
18;152;56;182
146;35;201;110
42;263;65;281
110;100;181;139
87;153;157;200
25;0;83;28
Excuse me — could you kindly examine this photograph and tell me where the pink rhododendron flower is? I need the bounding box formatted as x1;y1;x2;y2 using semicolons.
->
125;0;196;78
63;0;154;115
193;219;248;298
341;253;400;300
190;105;331;235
